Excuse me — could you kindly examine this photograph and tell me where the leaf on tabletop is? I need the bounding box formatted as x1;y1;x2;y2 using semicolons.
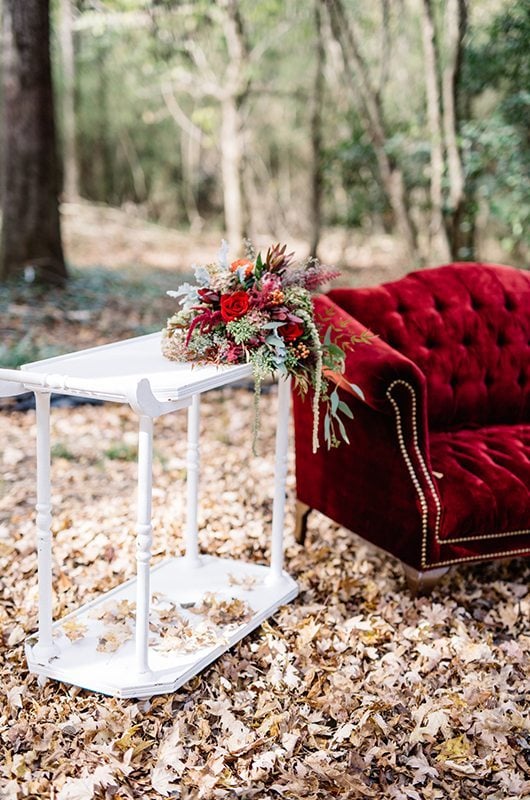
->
90;599;136;624
190;592;254;626
61;619;89;642
96;622;133;653
228;573;260;591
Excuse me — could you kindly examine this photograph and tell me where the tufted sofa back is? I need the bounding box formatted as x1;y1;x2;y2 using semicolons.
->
328;263;530;429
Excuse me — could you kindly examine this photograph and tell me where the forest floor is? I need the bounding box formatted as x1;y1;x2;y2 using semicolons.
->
0;204;529;800
61;200;410;283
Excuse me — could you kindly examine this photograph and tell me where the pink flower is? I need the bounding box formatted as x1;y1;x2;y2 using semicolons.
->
225;341;243;363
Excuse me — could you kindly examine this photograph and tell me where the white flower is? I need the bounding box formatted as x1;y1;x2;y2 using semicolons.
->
217;238;230;269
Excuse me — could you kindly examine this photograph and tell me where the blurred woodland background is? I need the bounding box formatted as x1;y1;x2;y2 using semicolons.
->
0;0;528;287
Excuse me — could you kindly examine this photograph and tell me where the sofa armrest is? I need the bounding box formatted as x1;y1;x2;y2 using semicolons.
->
314;294;426;415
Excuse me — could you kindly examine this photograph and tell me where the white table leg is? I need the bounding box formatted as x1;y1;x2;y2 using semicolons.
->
268;375;291;584
185;393;201;567
135;414;154;676
33;390;59;663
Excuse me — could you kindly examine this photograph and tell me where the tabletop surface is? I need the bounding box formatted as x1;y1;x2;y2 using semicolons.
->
21;332;253;401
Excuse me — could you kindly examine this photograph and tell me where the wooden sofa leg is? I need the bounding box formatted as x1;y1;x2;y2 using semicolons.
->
403;564;451;596
294;501;312;545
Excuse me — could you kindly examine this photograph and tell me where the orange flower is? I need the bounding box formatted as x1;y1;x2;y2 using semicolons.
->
230;258;254;277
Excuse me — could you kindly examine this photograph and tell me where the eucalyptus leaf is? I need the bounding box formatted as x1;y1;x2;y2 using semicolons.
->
324;411;331;444
338;400;354;419
262;321;284;330
337;416;350;445
327;343;345;358
350;383;365;400
266;334;286;348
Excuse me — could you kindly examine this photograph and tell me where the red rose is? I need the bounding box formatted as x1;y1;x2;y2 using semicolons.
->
220;291;250;322
281;322;304;341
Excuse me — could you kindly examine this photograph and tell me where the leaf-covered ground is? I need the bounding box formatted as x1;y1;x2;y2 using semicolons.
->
1;226;529;799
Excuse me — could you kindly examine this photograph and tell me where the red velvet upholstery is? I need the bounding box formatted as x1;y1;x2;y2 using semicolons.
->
293;263;530;572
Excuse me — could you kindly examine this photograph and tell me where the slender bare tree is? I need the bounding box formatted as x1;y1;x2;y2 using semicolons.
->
217;0;251;253
421;0;452;262
310;0;325;258
155;1;251;252
323;0;418;260
162;83;204;231
59;0;80;200
442;0;468;257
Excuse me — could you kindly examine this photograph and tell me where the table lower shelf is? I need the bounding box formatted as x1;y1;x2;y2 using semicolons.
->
25;555;298;698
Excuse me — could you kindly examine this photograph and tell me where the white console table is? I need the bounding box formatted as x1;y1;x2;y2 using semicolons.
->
0;332;297;698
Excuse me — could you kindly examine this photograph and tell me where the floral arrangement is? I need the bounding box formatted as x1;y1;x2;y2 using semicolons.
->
162;242;368;451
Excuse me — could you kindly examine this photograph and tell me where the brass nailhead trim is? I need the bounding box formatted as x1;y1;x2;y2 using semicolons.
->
386;380;530;569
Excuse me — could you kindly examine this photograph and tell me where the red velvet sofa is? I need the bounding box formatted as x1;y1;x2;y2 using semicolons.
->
293;263;530;592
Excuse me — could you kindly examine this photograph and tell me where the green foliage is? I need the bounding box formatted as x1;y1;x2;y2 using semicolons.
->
104;443;137;461
0;336;63;369
74;27;185;220
51;443;77;460
49;0;529;260
327;123;389;228
462;119;529;255
463;0;530;256
469;1;530;132
0;264;177;367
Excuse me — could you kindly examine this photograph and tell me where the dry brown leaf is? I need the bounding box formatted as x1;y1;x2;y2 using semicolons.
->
61;619;89;642
228;573;260;591
96;622;133;653
190;592;254;626
1;320;529;800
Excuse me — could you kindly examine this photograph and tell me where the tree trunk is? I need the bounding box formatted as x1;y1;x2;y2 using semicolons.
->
160;83;203;230
218;0;250;254
220;95;244;254
324;0;418;261
0;0;67;284
59;0;79;201
309;0;325;259
379;0;391;95
442;0;469;259
180;131;203;232
420;0;451;263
